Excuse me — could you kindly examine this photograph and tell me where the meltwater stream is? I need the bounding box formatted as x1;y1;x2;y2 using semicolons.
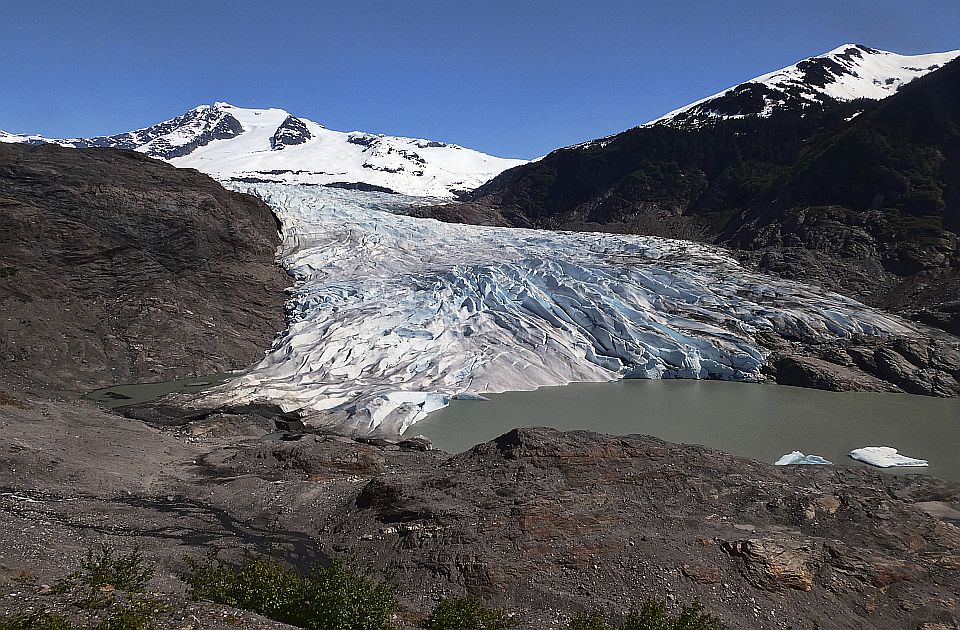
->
405;380;960;481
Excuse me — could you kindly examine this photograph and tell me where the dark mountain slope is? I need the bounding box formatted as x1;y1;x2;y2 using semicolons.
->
742;55;960;222
0;143;289;395
728;58;960;328
463;58;960;332
467;100;865;237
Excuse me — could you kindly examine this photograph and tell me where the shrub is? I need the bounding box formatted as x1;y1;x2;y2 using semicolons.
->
0;611;73;630
91;602;157;630
419;596;516;630
0;603;157;630
564;600;726;630
55;546;154;594
565;611;610;630
181;552;396;630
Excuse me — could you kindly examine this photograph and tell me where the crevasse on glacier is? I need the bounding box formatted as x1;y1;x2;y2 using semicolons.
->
204;184;916;435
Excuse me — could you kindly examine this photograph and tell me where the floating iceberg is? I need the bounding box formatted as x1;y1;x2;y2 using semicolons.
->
775;451;833;465
849;447;928;468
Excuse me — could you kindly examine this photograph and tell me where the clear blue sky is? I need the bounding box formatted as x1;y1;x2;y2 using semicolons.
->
1;1;957;159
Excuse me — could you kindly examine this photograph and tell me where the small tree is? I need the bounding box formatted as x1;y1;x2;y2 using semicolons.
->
565;600;725;630
181;552;397;630
420;596;516;630
55;546;154;594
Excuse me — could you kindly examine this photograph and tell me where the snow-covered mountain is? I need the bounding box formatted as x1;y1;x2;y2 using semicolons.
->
0;103;525;198
651;44;959;128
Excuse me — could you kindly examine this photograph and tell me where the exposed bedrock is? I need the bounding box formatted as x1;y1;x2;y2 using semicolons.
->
6;396;957;630
762;333;960;397
0;143;290;395
325;427;960;629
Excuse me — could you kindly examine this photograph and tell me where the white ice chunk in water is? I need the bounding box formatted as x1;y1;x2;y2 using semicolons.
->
775;451;833;465
849;447;928;468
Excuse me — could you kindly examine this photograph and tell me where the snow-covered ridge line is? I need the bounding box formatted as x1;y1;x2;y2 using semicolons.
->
650;44;959;127
201;184;917;436
0;103;525;198
566;44;958;150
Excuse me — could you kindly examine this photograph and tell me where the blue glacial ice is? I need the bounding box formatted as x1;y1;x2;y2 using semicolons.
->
203;184;921;435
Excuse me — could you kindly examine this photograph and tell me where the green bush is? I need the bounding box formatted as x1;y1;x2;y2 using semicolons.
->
0;604;157;630
565;611;610;630
91;603;157;630
55;546;154;594
564;600;726;630
419;596;516;630
181;552;396;630
0;611;73;630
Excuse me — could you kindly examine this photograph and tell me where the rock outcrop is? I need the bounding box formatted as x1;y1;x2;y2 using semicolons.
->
0;143;289;395
3;395;960;629
321;427;960;629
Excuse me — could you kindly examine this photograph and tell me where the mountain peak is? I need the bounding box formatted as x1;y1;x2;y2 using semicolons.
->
650;44;960;128
823;43;875;55
0;102;524;198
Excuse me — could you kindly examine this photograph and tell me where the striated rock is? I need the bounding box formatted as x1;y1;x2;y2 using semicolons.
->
719;538;818;591
772;355;878;392
827;544;925;588
0;143;289;395
202;434;387;481
681;564;722;584
762;332;960;397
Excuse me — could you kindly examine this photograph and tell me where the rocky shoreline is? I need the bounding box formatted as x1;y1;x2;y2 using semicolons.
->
2;395;959;629
2;144;959;628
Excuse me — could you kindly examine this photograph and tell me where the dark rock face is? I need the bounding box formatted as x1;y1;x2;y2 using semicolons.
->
761;333;960;397
324;427;960;629
0;143;289;395
149;112;244;159
270;115;312;150
322;181;398;194
71;106;245;159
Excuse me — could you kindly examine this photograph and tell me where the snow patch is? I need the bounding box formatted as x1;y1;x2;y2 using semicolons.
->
647;44;959;128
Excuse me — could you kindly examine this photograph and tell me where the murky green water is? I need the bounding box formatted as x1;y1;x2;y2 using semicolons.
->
85;372;235;409
405;380;960;481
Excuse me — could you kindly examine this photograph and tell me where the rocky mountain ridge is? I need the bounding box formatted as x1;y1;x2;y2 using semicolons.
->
648;44;958;129
0;142;289;395
0;103;525;198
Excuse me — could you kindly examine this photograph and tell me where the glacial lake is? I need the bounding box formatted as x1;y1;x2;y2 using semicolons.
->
405;380;960;482
86;372;235;409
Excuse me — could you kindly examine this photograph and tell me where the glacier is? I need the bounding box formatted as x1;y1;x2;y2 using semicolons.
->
201;184;918;436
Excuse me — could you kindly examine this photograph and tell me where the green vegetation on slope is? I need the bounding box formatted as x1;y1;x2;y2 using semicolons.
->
563;600;724;630
1;547;730;630
181;552;397;630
